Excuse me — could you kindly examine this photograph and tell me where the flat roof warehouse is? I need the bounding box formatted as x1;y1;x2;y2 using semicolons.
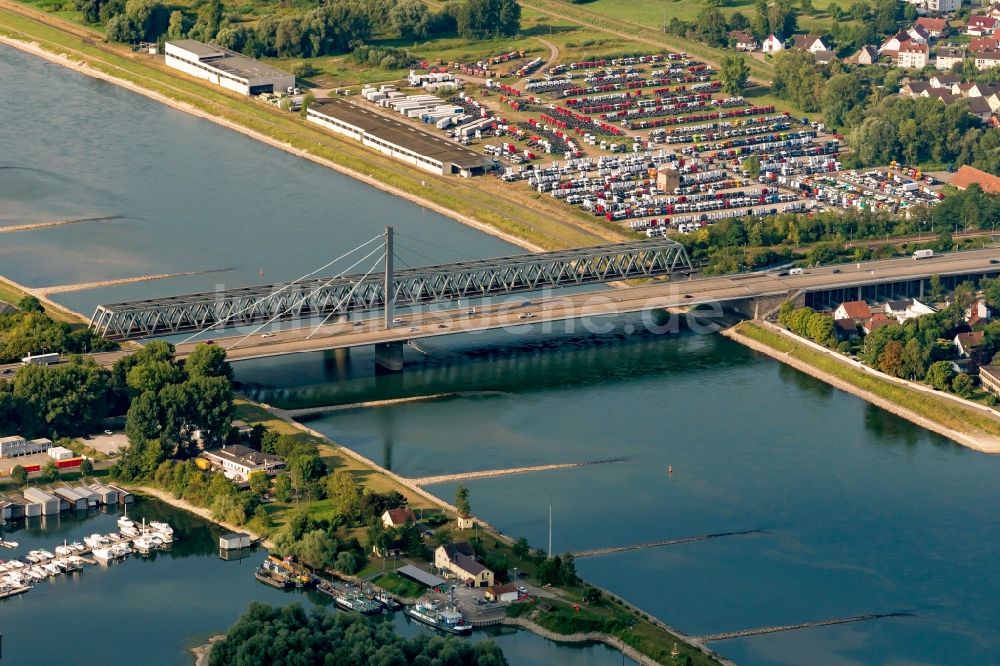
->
307;98;490;176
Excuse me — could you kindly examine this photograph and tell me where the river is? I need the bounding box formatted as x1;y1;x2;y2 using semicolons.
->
3;41;1000;666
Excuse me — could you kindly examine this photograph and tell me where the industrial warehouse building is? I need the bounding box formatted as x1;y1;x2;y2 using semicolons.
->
164;40;294;96
306;99;490;177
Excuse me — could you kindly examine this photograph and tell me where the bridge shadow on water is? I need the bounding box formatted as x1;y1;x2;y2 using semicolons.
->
236;316;756;410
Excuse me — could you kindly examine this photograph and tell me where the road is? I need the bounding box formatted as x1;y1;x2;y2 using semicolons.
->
168;247;1000;362
4;248;999;372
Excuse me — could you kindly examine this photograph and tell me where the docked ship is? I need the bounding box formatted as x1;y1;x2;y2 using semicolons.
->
375;590;401;611
404;602;472;635
334;590;383;615
254;562;291;589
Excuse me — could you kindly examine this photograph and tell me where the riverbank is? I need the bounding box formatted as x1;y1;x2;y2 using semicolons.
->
128;485;274;548
723;320;1000;454
0;4;616;252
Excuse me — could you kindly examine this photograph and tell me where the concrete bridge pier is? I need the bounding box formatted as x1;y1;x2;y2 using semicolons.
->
374;341;404;372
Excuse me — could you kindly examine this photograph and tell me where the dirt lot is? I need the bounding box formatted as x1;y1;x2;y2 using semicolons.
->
81;432;128;456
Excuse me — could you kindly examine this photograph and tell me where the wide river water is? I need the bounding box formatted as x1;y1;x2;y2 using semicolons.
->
2;43;1000;665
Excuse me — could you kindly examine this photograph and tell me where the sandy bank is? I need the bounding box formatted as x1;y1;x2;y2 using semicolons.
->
0;35;543;255
129;485;274;548
722;323;1000;454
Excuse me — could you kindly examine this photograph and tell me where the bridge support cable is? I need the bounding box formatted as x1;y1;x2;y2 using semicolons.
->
173;233;384;345
306;251;386;340
224;243;387;351
90;237;693;341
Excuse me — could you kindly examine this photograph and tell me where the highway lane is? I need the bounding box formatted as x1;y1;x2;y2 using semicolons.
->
5;247;1000;370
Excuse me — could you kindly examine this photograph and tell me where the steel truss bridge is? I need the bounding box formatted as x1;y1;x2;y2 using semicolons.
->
90;234;693;341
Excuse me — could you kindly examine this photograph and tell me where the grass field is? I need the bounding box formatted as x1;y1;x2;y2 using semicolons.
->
735;322;1000;441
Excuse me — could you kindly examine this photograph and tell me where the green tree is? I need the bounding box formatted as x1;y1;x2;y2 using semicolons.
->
952;373;975;398
80;458;94;476
696;7;730;47
900;338;927;380
325;470;362;520
208;602;506;665
299;92;316;118
10;465;28;486
41;460;59;483
249;471;270;497
928;274;943;301
455;482;471;516
334;550;360;574
806;313;836;347
184;344;234;381
17;296;44;313
926;360;956;390
742;154;761;181
583;586;603;604
297;528;339;570
391;0;431;40
125;390;161;446
165;10;188;39
273;474;293;502
720;54;750;96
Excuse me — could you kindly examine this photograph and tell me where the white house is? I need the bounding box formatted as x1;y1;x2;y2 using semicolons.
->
974;50;1000;70
834;300;873;323
968;15;998;37
897;42;929;69
966;299;992;325
762;34;784;54
381;507;416;528
0;436;52;458
199;445;285;482
954;331;986;357
936;46;965;70
164;39;294;96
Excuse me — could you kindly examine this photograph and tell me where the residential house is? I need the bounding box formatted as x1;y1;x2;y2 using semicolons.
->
970;37;999;52
884;299;915;321
906;24;931;44
814;50;837;65
954;331;986;357
915;17;949;39
902;80;932;96
851;45;880;65
198;445;285;482
762;34;784;54
729;30;757;51
985;91;1000;111
929;73;961;88
950;164;1000;193
906;298;938;319
972;51;1000;69
879;32;910;56
966;299;992;326
965;82;998;97
435;542;494;588
793;34;828;53
966;95;994;120
988;6;1000;21
863;313;897;334
834;318;859;339
897;42;929;69
953;81;977;96
834;300;873;323
936;46;965;70
927;88;959;103
381;507;416;529
968;16;999;37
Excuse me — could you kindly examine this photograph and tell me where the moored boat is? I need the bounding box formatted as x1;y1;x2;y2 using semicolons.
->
404;602;472;635
254;565;291;589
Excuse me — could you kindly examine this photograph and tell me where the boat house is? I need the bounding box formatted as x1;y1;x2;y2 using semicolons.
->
434;542;494;588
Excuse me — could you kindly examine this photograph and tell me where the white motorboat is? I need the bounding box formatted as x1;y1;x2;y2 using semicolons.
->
132;536;153;554
43;562;62;576
92;547;113;561
148;521;174;543
83;534;108;549
110;542;131;557
55;544;74;557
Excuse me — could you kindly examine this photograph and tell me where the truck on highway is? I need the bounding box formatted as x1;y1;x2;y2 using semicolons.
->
913;249;934;260
21;352;59;366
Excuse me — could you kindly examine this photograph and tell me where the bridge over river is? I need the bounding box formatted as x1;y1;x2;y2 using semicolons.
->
77;238;1000;372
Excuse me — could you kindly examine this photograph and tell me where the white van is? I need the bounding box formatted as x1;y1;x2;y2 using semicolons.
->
789;268;805;275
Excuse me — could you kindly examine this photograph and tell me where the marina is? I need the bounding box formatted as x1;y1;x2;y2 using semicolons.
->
0;516;176;598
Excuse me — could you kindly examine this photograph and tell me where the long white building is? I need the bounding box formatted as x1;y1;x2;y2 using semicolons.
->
307;98;490;176
164;39;294;96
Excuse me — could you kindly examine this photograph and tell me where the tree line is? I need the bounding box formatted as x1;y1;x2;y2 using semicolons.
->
681;186;1000;274
78;0;520;60
0;296;114;364
209;601;507;665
